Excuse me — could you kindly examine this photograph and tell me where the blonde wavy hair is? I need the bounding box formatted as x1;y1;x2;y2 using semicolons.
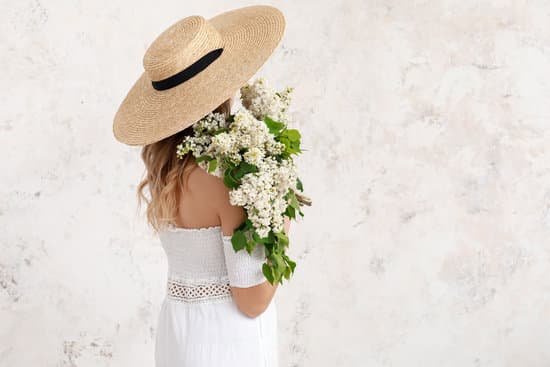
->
137;98;232;233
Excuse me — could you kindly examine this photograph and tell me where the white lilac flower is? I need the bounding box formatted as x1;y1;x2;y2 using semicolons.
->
265;140;285;155
243;147;263;166
177;78;299;238
226;154;298;236
231;110;271;149
210;132;236;155
240;78;293;124
193;112;228;134
274;159;299;194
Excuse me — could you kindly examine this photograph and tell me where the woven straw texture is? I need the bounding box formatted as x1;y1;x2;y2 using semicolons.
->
113;5;285;146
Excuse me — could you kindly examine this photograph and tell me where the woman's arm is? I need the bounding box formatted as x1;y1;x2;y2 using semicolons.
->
230;217;290;317
202;171;285;318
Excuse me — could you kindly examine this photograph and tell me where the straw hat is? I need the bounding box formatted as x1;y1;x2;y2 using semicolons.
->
113;5;285;146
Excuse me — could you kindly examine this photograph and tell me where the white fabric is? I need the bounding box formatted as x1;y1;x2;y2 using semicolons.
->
155;225;278;367
221;234;267;288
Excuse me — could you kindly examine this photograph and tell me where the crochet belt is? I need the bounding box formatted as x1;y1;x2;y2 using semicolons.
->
166;278;232;304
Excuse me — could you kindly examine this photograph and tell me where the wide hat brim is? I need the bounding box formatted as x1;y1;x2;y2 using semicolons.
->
113;5;285;146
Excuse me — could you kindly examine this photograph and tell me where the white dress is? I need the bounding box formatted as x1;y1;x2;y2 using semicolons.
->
154;224;278;367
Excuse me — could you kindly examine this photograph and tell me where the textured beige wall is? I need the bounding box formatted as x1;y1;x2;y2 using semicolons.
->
2;0;550;366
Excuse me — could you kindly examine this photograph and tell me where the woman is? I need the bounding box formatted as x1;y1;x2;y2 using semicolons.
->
112;5;287;367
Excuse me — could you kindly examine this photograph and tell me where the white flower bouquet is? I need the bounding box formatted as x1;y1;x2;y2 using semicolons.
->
176;78;311;285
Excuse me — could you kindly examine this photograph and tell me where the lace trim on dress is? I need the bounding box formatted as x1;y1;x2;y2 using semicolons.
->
164;223;222;232
166;279;232;304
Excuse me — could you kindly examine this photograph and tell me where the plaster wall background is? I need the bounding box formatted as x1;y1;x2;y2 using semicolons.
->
1;1;550;366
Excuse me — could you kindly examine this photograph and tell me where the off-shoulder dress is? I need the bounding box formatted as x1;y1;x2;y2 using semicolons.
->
154;224;278;367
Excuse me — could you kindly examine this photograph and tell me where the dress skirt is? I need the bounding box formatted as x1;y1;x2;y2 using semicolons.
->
155;296;278;367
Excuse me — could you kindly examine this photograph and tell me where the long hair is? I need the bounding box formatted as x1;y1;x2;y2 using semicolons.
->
137;98;232;233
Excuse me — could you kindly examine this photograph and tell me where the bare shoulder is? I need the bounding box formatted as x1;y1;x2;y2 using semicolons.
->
186;164;245;233
186;164;227;205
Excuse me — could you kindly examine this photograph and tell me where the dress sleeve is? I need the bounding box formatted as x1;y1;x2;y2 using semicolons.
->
221;235;267;288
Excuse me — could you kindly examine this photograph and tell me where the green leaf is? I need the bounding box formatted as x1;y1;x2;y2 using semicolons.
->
231;230;247;251
264;116;286;135
223;167;240;188
245;239;257;254
285;129;301;141
275;231;289;247
273;253;285;273
207;159;217;173
285;205;296;219
252;230;271;244
287;191;300;209
195;155;211;163
278;132;302;155
262;240;274;252
287;258;296;272
233;161;258;180
283;266;292;279
296;177;303;192
262;263;274;284
271;264;281;282
223;156;237;169
243;219;254;230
